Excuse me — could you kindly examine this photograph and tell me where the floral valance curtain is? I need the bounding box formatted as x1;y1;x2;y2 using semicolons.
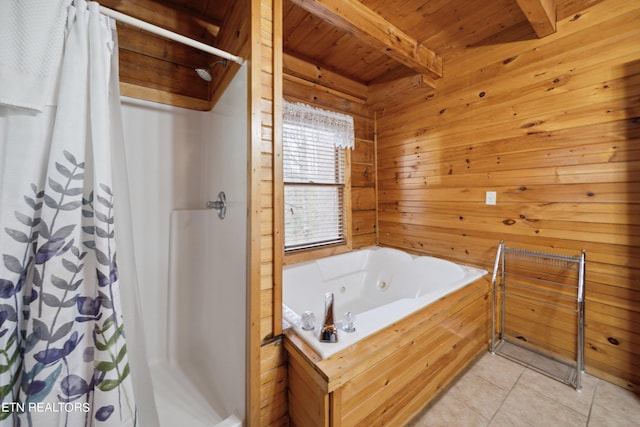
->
282;100;355;150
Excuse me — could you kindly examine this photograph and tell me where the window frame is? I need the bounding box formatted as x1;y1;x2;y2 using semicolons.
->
282;108;352;264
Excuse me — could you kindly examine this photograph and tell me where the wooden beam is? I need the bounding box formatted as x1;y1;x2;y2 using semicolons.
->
288;0;442;80
283;53;368;101
284;74;367;104
516;0;557;37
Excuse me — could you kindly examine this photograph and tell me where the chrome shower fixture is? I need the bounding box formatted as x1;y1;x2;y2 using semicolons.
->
207;191;227;219
195;58;228;81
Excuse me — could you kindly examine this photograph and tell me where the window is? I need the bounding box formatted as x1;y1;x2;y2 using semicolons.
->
282;100;354;252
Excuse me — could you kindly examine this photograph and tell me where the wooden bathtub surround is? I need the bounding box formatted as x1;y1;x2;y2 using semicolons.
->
285;275;492;426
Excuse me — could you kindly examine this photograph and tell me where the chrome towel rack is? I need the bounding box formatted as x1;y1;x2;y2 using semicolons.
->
491;241;586;390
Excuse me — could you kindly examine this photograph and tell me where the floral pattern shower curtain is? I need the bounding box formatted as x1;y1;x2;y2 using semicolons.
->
0;1;137;425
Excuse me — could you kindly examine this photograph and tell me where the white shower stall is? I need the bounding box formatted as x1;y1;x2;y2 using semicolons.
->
120;65;247;426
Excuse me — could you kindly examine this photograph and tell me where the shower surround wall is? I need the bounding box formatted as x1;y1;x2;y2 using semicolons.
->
120;65;247;424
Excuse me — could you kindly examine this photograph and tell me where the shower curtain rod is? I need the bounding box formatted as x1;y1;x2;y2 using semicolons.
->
98;5;245;65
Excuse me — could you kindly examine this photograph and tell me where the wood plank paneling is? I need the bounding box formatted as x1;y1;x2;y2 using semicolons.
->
283;53;368;100
260;340;289;426
515;0;557;37
376;0;640;392
288;0;443;79
118;49;210;101
249;0;267;424
285;276;491;426
106;0;245;109
206;0;252;109
250;0;290;425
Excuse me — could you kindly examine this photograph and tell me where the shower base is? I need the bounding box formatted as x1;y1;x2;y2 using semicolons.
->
150;363;242;427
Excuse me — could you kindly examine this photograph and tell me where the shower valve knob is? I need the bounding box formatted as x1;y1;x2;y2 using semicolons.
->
207;191;227;219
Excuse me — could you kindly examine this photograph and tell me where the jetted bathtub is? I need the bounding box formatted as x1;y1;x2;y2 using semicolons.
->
283;246;488;359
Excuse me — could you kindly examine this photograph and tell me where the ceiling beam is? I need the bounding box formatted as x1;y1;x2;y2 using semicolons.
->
288;0;443;80
515;0;557;37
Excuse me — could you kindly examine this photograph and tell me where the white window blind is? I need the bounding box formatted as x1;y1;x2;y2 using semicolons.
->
282;100;354;252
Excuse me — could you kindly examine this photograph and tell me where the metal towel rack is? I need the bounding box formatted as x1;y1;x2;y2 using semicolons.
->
491;241;586;390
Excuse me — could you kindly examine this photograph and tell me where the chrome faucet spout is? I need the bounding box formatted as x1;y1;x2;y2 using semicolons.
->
319;292;338;343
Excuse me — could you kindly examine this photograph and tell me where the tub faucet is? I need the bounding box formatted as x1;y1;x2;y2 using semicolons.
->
320;292;338;343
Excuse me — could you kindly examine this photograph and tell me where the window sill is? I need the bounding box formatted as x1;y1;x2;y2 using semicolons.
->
283;242;352;265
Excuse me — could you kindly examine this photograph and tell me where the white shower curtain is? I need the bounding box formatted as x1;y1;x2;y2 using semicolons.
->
0;1;138;425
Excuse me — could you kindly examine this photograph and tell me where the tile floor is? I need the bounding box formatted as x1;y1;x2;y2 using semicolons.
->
408;351;640;427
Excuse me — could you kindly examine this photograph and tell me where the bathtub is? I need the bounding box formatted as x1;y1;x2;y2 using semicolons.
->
283;246;487;359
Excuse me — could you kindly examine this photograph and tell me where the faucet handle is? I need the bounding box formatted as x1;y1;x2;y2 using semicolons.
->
301;311;315;331
343;311;356;332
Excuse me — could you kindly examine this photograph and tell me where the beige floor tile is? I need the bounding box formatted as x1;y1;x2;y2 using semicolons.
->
412;391;490;427
468;352;525;391
491;382;588;427
588;380;640;427
448;372;510;419
517;368;599;416
488;408;532;427
406;352;639;427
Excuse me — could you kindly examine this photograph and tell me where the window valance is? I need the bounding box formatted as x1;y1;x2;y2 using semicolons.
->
282;100;355;150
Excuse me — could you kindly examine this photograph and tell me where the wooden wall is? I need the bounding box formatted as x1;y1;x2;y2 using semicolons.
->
257;36;378;427
247;0;377;424
249;0;289;425
256;1;640;424
257;33;378;427
376;0;640;391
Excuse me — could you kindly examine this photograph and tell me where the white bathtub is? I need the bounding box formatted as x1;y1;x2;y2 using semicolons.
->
283;246;487;359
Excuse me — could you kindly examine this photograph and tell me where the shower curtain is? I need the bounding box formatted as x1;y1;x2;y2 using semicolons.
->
0;1;137;425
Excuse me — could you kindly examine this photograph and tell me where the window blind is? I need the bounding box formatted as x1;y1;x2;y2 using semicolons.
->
282;100;353;252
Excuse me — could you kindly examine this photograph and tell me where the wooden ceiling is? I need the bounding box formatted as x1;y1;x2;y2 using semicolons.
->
106;0;601;110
